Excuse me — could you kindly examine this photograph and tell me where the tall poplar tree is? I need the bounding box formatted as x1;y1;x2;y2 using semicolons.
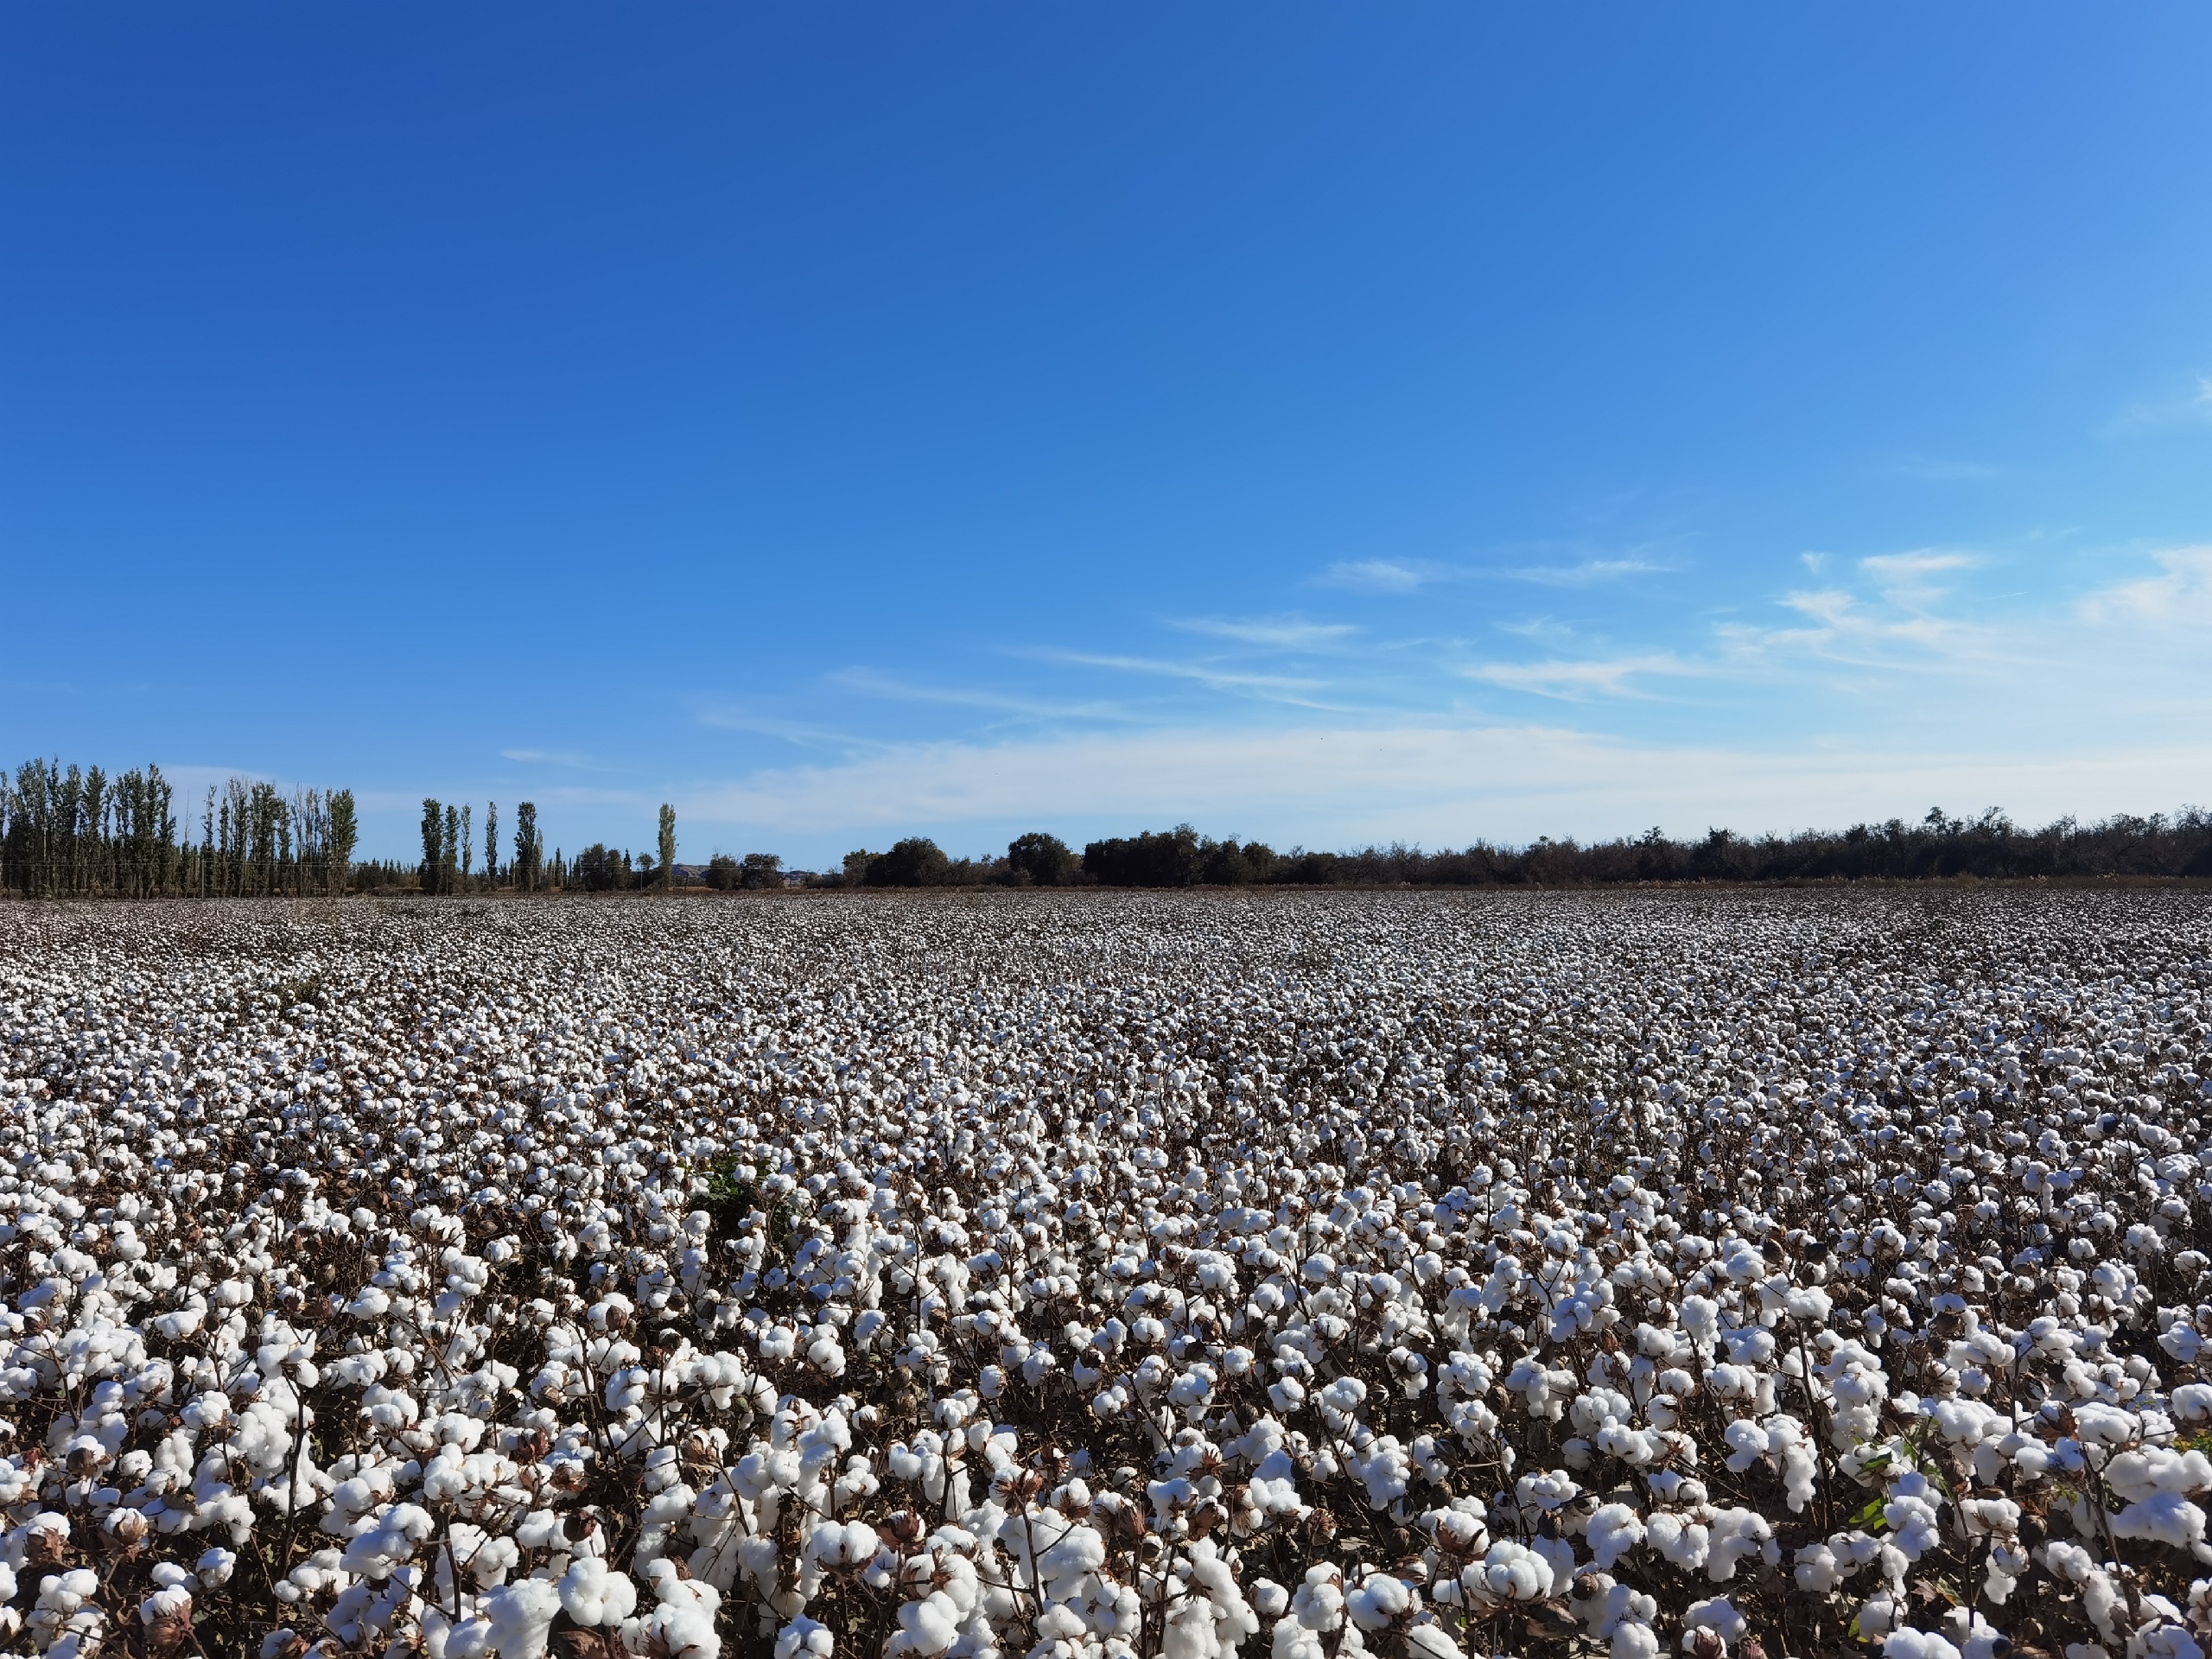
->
328;791;358;894
485;802;499;887
421;798;442;893
658;804;677;890
514;802;540;892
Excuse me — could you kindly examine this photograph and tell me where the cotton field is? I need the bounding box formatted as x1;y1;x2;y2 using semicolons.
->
1;889;2209;1659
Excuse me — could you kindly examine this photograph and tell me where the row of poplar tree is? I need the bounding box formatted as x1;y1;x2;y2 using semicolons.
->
0;760;359;898
413;798;553;893
2;760;684;900
411;799;677;893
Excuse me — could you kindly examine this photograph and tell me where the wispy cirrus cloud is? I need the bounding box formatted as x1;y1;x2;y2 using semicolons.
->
692;708;889;753
1465;652;1706;700
1020;647;1328;699
500;747;595;768
2077;545;2212;627
1168;615;1358;649
2107;374;2212;435
672;721;2212;849
1858;550;1978;586
827;667;1131;721
1315;558;1459;594
1503;556;1674;588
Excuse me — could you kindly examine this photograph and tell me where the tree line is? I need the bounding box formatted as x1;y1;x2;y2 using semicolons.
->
828;805;2212;887
10;758;2210;897
1;760;360;898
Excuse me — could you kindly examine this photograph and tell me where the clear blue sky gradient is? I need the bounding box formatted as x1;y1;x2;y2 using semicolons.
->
5;7;2211;866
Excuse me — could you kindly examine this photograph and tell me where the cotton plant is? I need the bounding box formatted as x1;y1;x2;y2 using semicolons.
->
0;890;2207;1656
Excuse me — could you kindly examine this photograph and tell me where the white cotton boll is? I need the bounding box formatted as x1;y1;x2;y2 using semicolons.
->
1425;1503;1489;1559
1722;1420;1767;1473
1036;1605;1086;1643
2112;1492;2206;1553
1857;1590;1901;1639
776;1616;835;1659
885;1590;962;1657
1681;1596;1745;1653
1345;1573;1414;1632
482;1577;563;1659
1648;1511;1711;1573
196;1548;236;1589
1704;1509;1776;1583
2073;1403;2140;1446
1884;1487;1944;1563
1515;1469;1580;1513
141;1586;192;1625
2107;1448;2212;1504
1253;1580;1289;1619
1471;1541;1554;1605
1351;1439;1413;1510
1588;1503;1645;1571
1882;1632;1963;1659
558;1557;639;1627
1291;1565;1347;1631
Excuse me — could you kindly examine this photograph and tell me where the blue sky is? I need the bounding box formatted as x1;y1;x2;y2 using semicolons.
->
5;6;2211;867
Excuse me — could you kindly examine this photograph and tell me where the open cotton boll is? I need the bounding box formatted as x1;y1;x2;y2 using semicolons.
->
886;1590;963;1657
482;1577;563;1659
559;1556;639;1626
1345;1573;1414;1632
1468;1541;1554;1605
1681;1596;1745;1653
139;1586;192;1625
2111;1492;2207;1553
10;853;2212;1656
1588;1503;1646;1571
1881;1631;1963;1659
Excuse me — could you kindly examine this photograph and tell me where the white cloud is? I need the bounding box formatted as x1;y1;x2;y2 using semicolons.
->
1504;557;1673;588
1706;550;1999;672
827;668;1129;721
674;721;2212;850
692;708;887;752
1170;615;1359;649
1857;550;1978;587
1464;652;1704;699
501;747;594;768
2109;375;2212;433
1024;649;1329;700
2077;545;2212;627
1316;558;1457;594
